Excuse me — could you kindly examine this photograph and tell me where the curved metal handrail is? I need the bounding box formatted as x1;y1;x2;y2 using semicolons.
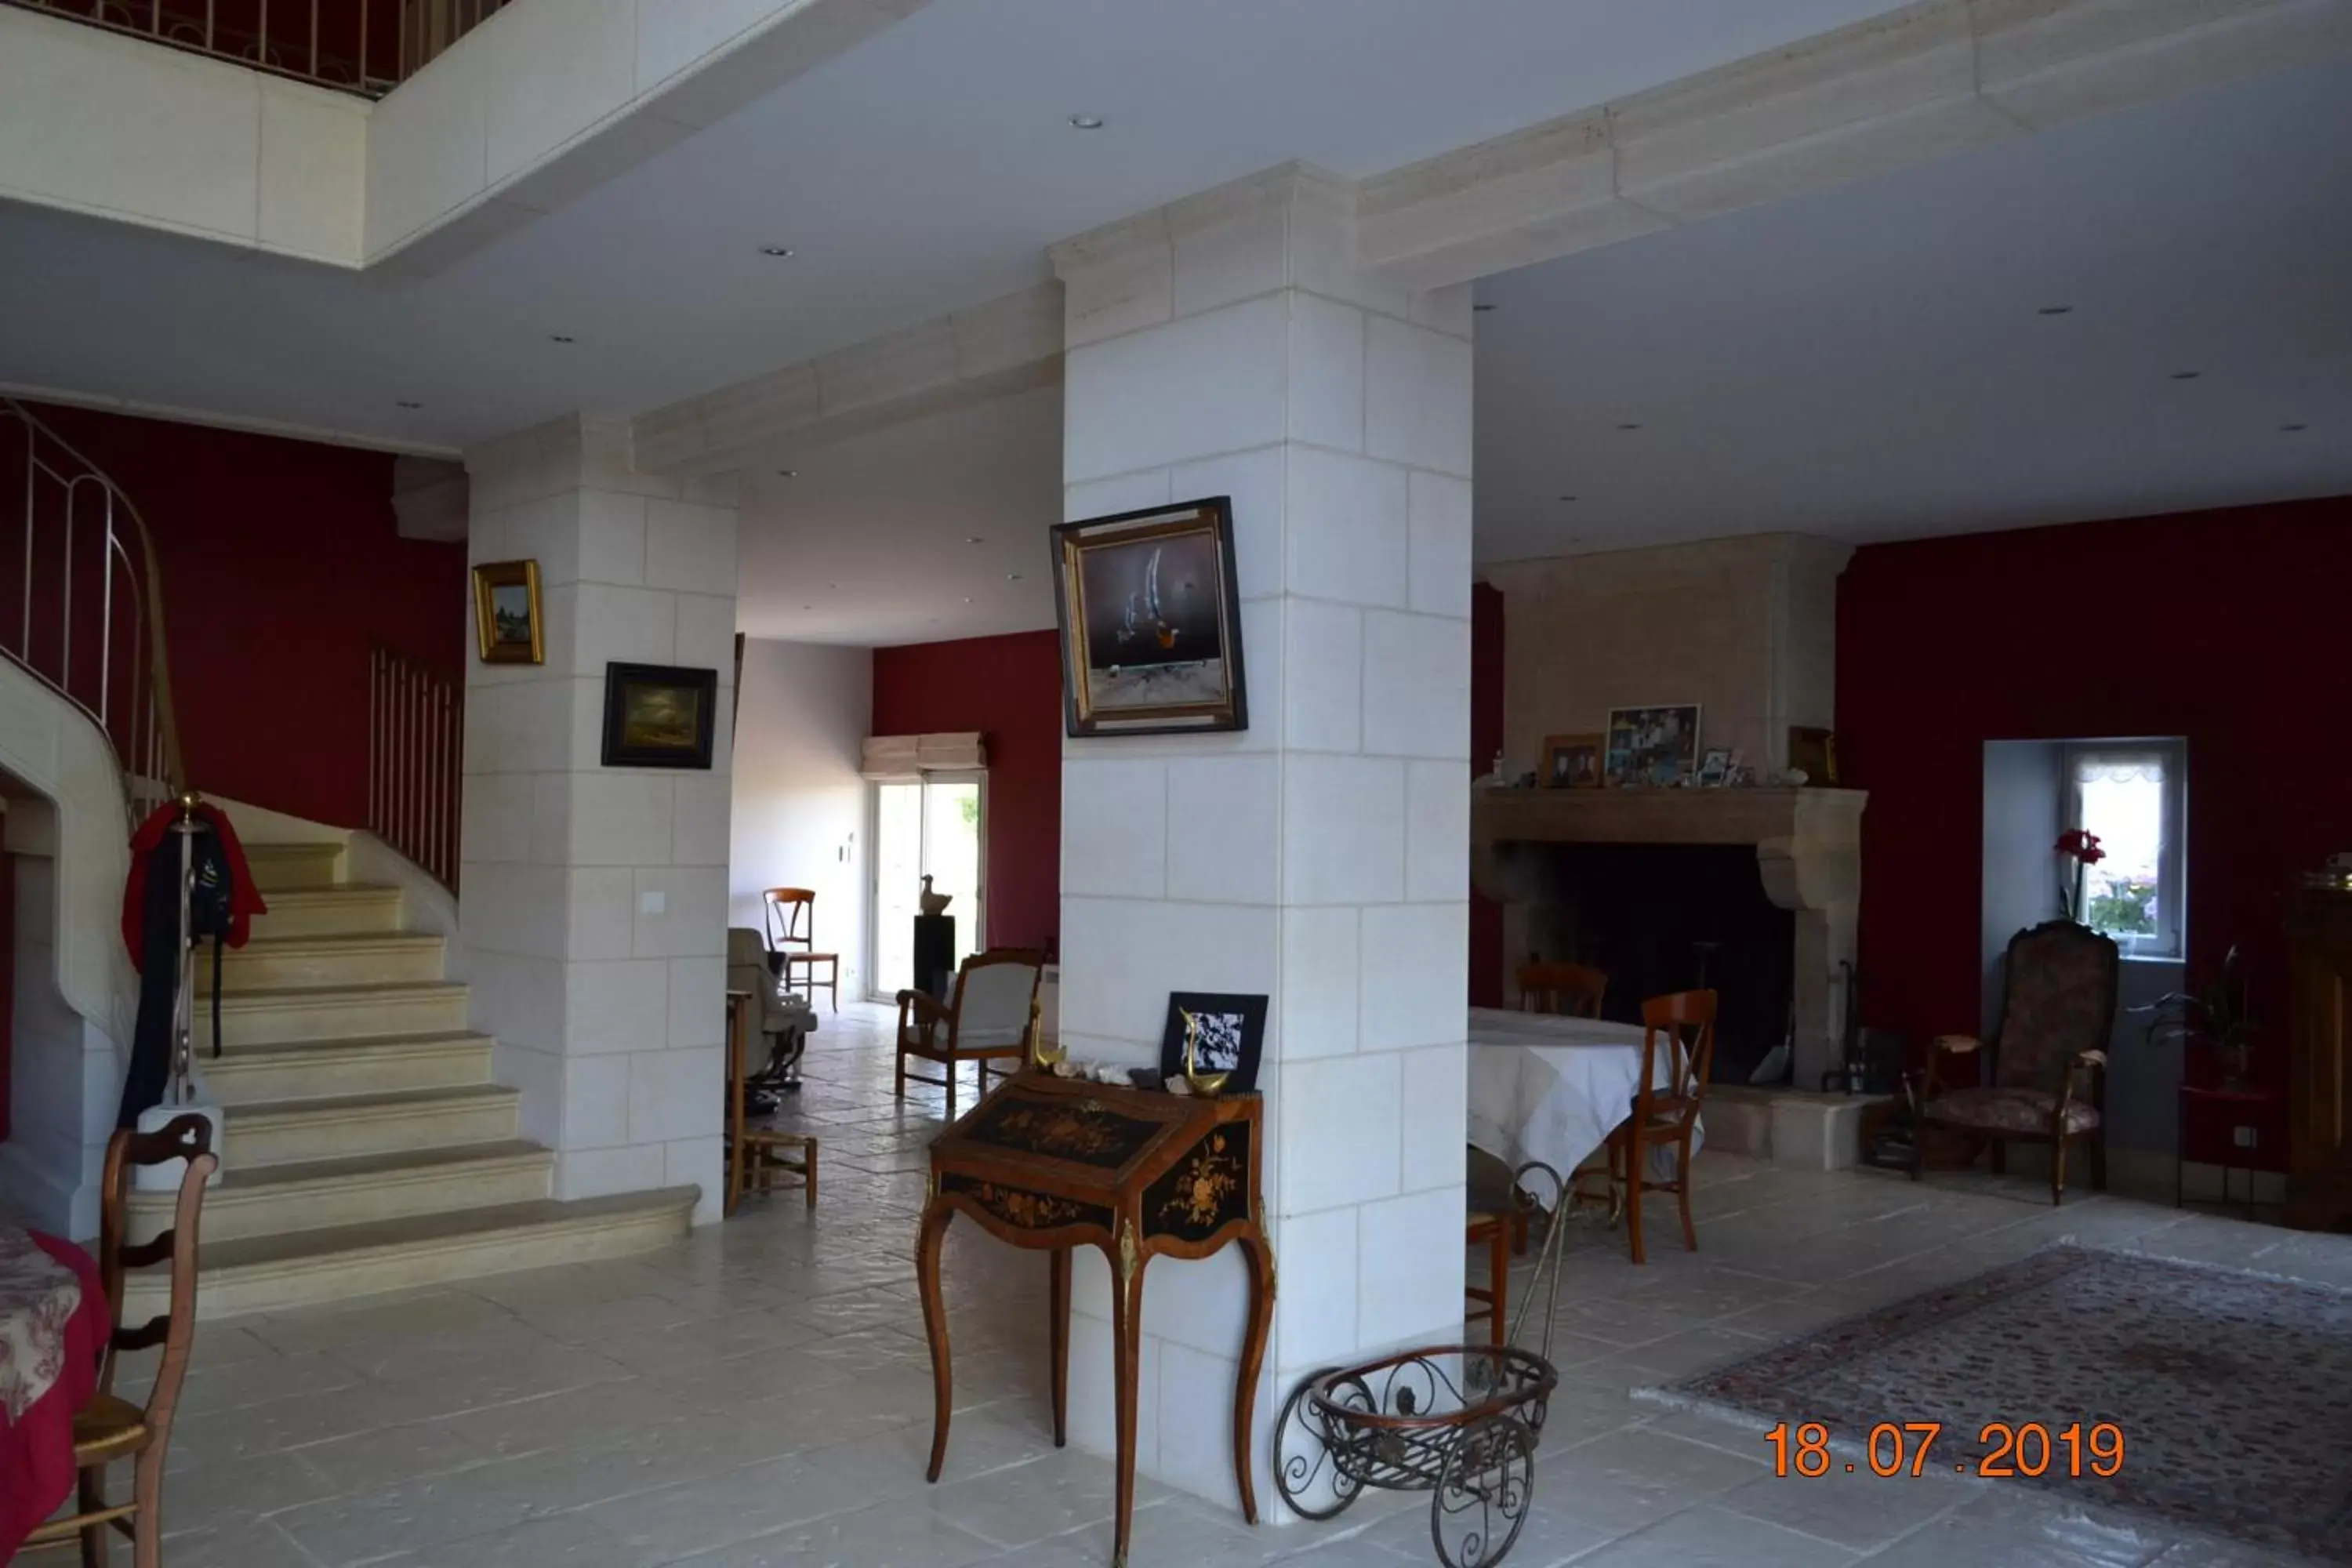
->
2;397;187;816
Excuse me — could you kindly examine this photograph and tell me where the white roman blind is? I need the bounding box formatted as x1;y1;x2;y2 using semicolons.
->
860;732;986;781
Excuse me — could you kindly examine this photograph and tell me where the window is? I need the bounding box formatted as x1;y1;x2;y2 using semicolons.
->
2064;741;2186;960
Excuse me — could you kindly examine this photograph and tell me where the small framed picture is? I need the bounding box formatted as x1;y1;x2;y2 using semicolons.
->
1157;993;1268;1094
1788;726;1839;786
470;559;543;665
1051;497;1247;737
1541;732;1604;790
1697;746;1733;786
1606;704;1702;787
601;662;717;769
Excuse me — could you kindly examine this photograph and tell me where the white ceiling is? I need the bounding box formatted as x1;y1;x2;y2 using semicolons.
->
1473;57;2352;562
0;0;1900;452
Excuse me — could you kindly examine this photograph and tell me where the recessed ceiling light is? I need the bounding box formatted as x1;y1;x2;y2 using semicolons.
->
964;535;985;545
758;245;795;258
549;334;575;343
1616;423;1642;432
2169;371;2202;381
1007;572;1023;582
394;400;423;409
776;469;797;478
800;604;812;611
962;597;974;604
1472;303;1498;314
2281;423;2309;433
2036;306;2074;317
1069;114;1105;130
1557;494;1578;503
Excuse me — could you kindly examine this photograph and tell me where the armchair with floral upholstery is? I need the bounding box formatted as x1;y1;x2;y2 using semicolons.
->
1914;919;2119;1205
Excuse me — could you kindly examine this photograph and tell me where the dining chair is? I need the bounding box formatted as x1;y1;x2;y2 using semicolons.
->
762;887;839;1012
1516;960;1608;1018
1464;1146;1529;1345
1606;989;1718;1265
724;990;817;1215
23;1114;216;1568
895;948;1045;1120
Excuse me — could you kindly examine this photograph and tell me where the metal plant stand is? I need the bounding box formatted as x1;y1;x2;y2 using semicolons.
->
1273;1163;1571;1568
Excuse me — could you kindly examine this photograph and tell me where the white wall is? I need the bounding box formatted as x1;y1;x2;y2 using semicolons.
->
728;640;871;1000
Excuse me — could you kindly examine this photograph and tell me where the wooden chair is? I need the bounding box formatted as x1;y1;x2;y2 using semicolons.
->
724;991;816;1215
895;948;1045;1120
1517;960;1608;1018
1605;989;1717;1265
762;887;839;1013
24;1114;216;1567
1915;920;2118;1206
1464;1147;1530;1345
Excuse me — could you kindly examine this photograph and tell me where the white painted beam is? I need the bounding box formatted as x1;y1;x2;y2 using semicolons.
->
630;281;1063;477
1356;0;2352;291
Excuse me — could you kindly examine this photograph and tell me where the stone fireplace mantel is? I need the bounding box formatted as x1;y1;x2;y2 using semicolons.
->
1473;786;1867;1087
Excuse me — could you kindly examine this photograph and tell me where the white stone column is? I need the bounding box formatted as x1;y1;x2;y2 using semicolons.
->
1052;165;1474;1508
459;416;740;1225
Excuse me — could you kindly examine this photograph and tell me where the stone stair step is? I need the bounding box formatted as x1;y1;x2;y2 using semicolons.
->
197;981;469;1048
201;932;446;992
132;1188;700;1321
245;884;405;940
201;1030;494;1105
128;1141;552;1243
224;1083;519;1166
240;840;345;892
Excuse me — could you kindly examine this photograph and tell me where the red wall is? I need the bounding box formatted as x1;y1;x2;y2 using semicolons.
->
26;404;466;829
871;630;1065;956
1470;582;1507;1007
1838;497;2352;1160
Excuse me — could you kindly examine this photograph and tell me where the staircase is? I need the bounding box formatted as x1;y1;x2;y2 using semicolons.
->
128;838;696;1319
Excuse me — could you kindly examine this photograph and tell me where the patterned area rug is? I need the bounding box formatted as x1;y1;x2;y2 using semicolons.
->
1635;1246;2352;1562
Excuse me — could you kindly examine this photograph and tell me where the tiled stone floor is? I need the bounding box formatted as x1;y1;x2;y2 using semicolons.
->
92;1002;2352;1567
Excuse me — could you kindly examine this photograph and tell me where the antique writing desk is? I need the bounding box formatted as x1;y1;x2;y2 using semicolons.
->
917;1073;1274;1568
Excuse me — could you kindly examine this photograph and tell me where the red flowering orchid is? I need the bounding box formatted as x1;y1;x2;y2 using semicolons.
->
2054;829;2107;865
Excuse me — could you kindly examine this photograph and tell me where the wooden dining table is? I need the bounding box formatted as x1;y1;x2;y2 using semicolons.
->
1;1225;108;1559
1465;1007;1704;1189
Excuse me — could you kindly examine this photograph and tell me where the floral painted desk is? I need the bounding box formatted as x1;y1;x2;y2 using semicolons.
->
916;1073;1273;1568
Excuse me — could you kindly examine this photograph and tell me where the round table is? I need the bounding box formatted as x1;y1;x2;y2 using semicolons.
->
0;1227;108;1559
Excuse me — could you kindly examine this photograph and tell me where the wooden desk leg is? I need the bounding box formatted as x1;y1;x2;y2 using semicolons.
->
916;1200;955;1483
1107;1238;1148;1568
1233;1232;1275;1526
1049;1246;1071;1448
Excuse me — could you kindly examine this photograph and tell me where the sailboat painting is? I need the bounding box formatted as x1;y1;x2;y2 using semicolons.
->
1051;496;1248;736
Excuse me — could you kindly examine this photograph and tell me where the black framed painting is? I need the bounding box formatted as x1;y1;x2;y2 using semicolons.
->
600;662;717;769
1156;992;1268;1094
1051;496;1247;737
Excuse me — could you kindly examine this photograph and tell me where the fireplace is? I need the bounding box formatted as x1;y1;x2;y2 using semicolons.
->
1524;843;1795;1083
1472;786;1865;1088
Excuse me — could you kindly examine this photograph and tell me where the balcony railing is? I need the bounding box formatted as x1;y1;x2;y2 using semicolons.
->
5;0;513;99
368;641;462;891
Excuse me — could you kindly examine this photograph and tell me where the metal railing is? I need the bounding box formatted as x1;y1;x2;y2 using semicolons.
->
2;398;183;826
5;0;514;100
368;641;461;891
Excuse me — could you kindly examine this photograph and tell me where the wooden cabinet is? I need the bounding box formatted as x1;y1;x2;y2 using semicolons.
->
2285;882;2352;1231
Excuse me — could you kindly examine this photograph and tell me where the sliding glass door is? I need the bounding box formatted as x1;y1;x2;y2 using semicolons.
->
869;772;985;1000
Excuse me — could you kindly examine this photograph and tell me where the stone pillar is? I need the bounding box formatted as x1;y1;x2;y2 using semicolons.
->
459;416;740;1225
1052;164;1474;1508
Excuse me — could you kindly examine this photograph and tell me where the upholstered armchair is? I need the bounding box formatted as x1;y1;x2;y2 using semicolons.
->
728;927;816;1090
895;948;1045;1120
1915;919;2120;1204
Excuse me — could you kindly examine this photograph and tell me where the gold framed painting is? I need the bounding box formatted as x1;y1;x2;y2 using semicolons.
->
470;559;544;665
1051;496;1247;737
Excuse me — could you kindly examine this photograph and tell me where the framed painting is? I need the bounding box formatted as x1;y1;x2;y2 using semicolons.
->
470;559;544;665
1605;704;1702;787
601;662;717;769
1051;496;1247;737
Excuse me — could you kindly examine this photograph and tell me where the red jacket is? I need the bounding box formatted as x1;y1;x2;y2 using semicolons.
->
121;801;269;967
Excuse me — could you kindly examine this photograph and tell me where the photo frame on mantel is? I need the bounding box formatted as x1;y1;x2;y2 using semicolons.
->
1051;496;1247;737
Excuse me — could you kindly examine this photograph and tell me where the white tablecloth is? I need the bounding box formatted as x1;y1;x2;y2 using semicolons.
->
1465;1007;1702;1191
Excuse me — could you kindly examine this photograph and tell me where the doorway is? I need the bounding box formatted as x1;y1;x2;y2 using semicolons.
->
869;771;985;1000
